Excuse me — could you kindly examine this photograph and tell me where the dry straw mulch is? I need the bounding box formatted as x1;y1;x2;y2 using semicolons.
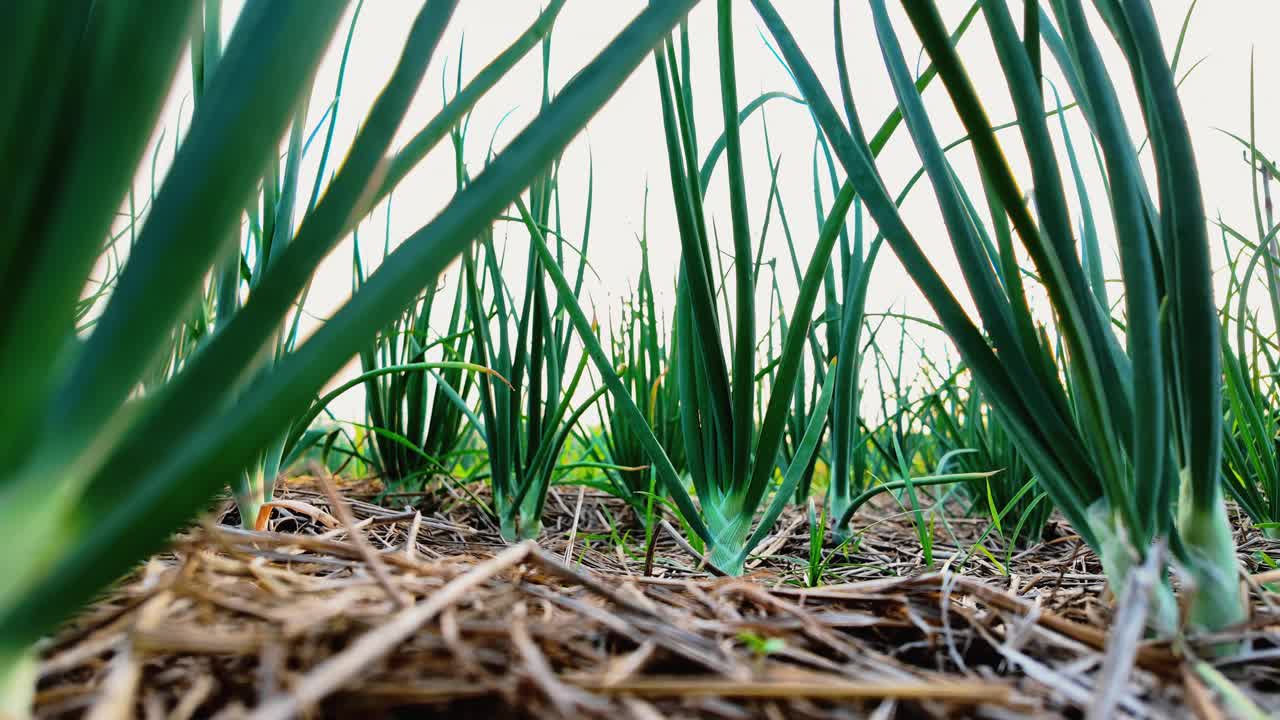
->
31;478;1280;719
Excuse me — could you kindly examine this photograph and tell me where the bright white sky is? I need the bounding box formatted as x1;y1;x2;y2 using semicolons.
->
146;1;1280;420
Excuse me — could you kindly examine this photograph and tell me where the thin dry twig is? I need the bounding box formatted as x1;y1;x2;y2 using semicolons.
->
1088;541;1164;720
564;485;586;564
316;468;407;611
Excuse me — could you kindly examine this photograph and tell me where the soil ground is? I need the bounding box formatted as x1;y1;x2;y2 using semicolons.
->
31;476;1280;718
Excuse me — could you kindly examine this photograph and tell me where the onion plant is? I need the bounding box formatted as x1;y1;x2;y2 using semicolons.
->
525;0;847;575
353;207;480;495
755;0;1244;634
757;171;828;504
924;375;1052;547
144;2;359;529
136;4;337;527
212;60;337;529
764;271;828;504
349;66;489;496
647;1;851;573
0;0;699;711
1218;70;1280;538
761;1;983;523
465;193;600;541
223;99;312;528
756;124;866;507
462;36;606;539
861;317;939;488
591;211;686;507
